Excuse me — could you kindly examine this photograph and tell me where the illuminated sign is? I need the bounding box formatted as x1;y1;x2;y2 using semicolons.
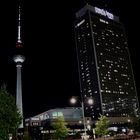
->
95;7;114;20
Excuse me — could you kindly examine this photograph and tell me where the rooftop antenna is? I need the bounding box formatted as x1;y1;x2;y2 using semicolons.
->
16;5;23;48
17;6;21;43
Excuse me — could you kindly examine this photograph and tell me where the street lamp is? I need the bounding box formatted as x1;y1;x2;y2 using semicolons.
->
70;97;93;138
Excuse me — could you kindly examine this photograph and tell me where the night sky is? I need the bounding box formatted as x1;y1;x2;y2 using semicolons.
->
0;0;139;118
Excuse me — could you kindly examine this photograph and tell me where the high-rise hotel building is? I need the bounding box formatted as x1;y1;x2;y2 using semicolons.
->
74;4;139;122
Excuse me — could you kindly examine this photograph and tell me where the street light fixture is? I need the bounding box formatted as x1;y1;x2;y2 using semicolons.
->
70;96;93;138
88;98;94;105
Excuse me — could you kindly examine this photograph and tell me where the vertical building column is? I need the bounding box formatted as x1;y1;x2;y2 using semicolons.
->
16;63;23;128
13;55;25;129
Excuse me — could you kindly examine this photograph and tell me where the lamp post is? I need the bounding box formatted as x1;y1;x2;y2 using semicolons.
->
70;97;93;138
81;100;86;137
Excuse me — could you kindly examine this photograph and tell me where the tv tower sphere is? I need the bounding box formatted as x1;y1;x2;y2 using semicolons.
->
13;55;25;64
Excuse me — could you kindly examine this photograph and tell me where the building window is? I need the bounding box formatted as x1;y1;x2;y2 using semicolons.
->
52;112;63;118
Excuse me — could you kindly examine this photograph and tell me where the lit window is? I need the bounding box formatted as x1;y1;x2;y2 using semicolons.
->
52;112;63;118
114;70;118;72
58;112;63;117
121;74;127;77
102;64;105;67
124;83;129;86
88;90;92;92
52;112;57;118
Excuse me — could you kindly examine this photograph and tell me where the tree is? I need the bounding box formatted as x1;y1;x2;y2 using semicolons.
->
23;131;31;140
52;116;69;140
132;117;140;132
0;85;22;140
95;114;110;137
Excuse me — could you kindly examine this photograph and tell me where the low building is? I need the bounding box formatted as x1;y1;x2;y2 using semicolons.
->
25;107;93;134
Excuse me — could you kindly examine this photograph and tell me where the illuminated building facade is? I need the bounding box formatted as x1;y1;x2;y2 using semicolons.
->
74;5;139;121
25;107;93;135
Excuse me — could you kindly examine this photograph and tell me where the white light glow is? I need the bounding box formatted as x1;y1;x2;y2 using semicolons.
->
88;98;93;105
70;98;77;104
87;125;91;130
13;55;25;63
76;19;85;27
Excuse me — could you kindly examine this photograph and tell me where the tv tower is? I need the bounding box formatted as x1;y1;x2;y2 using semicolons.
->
13;6;25;128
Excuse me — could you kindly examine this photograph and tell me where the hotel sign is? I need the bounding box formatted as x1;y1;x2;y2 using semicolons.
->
95;7;114;20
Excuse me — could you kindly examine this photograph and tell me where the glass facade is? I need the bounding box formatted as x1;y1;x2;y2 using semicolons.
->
74;5;139;119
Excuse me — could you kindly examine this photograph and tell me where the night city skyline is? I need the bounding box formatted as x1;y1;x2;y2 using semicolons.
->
0;0;139;119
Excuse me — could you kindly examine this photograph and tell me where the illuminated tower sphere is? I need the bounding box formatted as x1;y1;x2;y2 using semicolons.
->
13;6;25;128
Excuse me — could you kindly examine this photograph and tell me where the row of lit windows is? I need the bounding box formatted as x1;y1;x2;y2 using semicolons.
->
103;113;131;117
101;76;131;84
93;30;123;40
101;89;129;95
102;100;127;105
99;64;129;73
103;99;138;108
101;80;131;88
97;45;128;53
104;59;128;65
100;74;130;83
